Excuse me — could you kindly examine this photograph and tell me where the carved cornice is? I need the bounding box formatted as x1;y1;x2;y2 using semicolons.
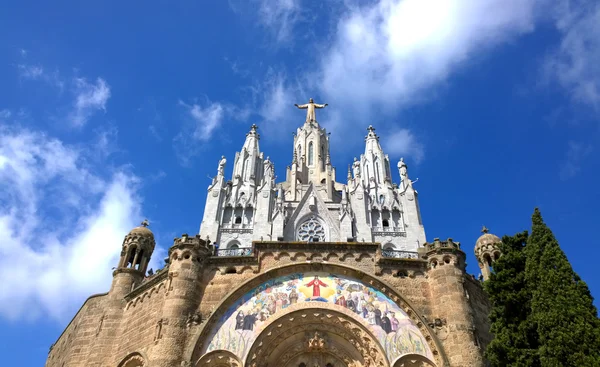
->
220;228;253;234
112;267;144;277
254;241;380;253
124;269;169;301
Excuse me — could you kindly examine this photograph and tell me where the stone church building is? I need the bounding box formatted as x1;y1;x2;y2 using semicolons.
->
46;99;501;367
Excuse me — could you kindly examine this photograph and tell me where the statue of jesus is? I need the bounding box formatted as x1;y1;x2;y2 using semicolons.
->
294;98;328;123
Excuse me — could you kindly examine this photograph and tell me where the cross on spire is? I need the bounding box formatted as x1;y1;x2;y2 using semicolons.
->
481;225;489;234
141;219;150;227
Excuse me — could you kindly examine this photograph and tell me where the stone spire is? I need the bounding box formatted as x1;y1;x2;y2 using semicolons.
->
232;124;262;183
362;125;392;187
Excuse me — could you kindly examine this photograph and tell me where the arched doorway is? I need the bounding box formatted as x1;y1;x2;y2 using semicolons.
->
189;264;446;367
244;307;388;367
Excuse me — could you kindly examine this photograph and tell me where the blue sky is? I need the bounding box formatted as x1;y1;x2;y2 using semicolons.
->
1;0;599;365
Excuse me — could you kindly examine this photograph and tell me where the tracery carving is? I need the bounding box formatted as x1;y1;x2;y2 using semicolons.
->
297;216;326;242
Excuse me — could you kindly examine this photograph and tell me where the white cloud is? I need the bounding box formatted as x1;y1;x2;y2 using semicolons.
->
381;128;424;163
182;101;225;141
69;77;111;127
317;0;539;113
544;1;600;109
0;123;155;322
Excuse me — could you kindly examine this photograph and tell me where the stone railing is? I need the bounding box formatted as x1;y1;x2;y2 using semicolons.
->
381;250;419;259
215;248;253;257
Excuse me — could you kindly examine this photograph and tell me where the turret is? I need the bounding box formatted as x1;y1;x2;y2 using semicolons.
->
474;226;502;281
425;238;484;365
110;220;155;299
149;234;210;367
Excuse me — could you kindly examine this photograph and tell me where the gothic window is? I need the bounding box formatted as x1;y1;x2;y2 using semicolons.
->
376;162;381;183
235;216;242;224
297;216;326;242
385;159;391;180
308;142;314;165
382;219;389;228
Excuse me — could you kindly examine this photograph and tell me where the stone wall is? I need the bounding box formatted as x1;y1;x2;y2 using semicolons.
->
47;240;491;367
464;275;492;351
46;294;107;367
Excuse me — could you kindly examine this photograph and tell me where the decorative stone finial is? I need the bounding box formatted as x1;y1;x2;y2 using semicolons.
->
141;219;150;227
247;124;259;136
481;226;489;234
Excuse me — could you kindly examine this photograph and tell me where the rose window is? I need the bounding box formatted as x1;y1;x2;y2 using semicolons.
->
297;216;326;242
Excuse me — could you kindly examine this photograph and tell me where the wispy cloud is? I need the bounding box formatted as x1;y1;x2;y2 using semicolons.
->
560;140;593;180
381;128;425;164
17;64;44;79
543;1;600;109
256;0;301;42
179;100;225;142
230;0;303;43
0;120;158;322
69;77;111;127
17;63;65;91
174;98;254;165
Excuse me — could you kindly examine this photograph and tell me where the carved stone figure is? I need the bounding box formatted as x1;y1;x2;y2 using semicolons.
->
398;157;407;178
218;156;226;176
352;157;361;178
294;98;328;123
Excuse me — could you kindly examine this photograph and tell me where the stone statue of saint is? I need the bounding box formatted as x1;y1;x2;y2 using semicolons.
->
294;98;328;123
218;156;226;176
352;157;361;178
398;157;407;178
264;156;273;179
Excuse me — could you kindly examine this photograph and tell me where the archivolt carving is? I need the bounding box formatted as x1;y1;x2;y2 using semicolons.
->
244;307;387;367
195;350;242;367
392;354;436;367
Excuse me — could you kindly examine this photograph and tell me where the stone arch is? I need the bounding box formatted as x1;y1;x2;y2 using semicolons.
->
117;352;147;367
244;306;388;367
383;243;395;250
226;240;240;249
188;263;448;367
391;354;436;367
195;350;242;367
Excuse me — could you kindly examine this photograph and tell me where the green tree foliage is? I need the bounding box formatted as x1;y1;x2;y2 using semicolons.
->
525;208;600;366
485;231;540;367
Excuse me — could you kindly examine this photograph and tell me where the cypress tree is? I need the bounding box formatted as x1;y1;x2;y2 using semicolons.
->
525;208;600;366
485;231;540;367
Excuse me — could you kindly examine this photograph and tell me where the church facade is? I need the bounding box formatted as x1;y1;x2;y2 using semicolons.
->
46;100;497;367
